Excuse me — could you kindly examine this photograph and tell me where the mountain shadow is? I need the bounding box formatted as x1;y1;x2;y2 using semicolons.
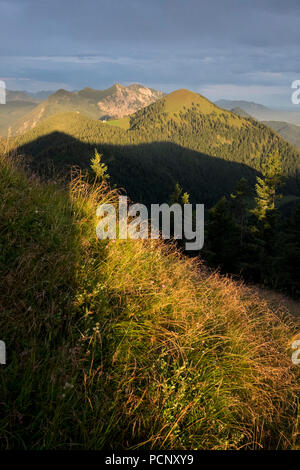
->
15;131;269;207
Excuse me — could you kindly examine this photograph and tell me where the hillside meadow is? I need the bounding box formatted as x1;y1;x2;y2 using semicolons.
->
0;146;300;449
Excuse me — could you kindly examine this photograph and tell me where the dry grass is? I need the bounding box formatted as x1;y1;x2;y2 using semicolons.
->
0;150;299;449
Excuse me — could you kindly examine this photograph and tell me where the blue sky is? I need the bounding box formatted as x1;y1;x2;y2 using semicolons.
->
1;0;300;108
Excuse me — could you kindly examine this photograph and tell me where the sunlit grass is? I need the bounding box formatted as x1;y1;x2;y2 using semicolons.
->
0;148;299;449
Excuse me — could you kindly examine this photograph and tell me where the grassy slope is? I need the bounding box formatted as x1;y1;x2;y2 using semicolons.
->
0;101;37;137
108;89;233;127
15;111;126;145
10;87;121;136
108;116;131;130
0;149;300;450
164;89;222;114
12;92;103;136
263;121;300;150
11;85;164;136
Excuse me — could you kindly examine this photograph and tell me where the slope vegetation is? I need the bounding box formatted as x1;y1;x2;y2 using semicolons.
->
13;89;300;206
11;84;164;136
0;90;51;137
263;121;300;150
216;99;300;125
0;148;299;449
0;101;37;137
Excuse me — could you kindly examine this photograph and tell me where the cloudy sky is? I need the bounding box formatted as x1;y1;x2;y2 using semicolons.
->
1;0;300;107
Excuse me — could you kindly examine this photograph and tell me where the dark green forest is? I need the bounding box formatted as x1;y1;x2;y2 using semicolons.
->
11;90;300;297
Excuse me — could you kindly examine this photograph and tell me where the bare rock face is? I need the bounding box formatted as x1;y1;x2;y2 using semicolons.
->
97;84;164;118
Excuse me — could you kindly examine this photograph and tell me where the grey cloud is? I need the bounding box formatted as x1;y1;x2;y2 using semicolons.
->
0;0;300;107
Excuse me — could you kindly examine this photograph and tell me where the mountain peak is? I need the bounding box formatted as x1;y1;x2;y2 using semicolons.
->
49;89;72;100
81;86;95;92
162;88;223;114
54;88;71;95
113;83;125;90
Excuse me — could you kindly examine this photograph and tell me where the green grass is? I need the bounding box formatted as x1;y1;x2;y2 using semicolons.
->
0;148;300;449
107;116;131;130
164;89;226;115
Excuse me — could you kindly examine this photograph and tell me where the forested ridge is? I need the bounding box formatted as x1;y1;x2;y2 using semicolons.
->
13;89;300;206
9;89;300;297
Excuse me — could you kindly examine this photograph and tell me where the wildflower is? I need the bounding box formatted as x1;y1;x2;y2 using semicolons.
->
64;382;74;390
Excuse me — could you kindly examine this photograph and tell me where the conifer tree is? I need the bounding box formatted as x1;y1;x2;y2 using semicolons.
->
248;151;285;284
169;182;182;205
181;192;190;205
90;149;110;182
169;183;190;206
251;151;284;224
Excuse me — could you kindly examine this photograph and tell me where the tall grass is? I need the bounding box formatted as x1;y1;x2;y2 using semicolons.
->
0;149;299;449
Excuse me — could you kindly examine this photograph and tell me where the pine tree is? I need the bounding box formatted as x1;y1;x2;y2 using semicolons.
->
90;149;110;182
181;192;190;205
251;151;285;224
169;183;190;206
248;151;285;284
169;182;182;205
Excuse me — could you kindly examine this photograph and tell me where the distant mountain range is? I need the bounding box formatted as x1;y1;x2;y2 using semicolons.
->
14;88;300;207
230;107;252;119
216;99;300;149
4;84;164;137
216;98;300;125
4;88;300;151
262;121;300;149
3;85;300;199
0;90;53;137
6;89;52;103
216;99;269;114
